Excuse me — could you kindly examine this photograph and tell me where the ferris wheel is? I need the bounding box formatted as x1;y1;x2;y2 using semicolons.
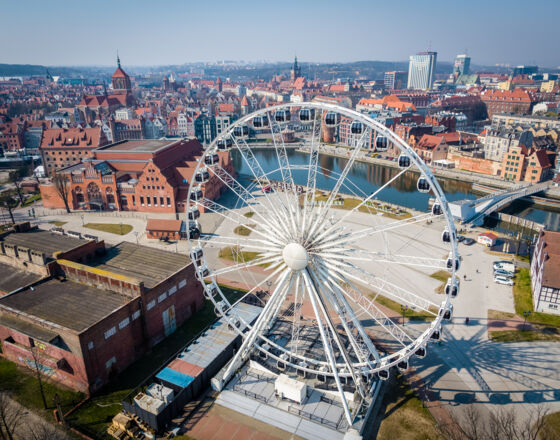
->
186;102;459;424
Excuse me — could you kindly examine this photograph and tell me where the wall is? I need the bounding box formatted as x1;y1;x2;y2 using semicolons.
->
448;153;500;175
39;184;67;209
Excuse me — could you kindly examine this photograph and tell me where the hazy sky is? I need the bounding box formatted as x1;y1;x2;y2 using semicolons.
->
2;0;559;67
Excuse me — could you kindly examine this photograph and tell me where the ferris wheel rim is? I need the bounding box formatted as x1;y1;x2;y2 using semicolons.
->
185;101;459;380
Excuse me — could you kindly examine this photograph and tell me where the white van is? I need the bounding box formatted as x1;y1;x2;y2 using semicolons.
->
494;276;514;286
493;260;515;273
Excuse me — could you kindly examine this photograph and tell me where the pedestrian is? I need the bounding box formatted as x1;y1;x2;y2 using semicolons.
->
463;274;467;280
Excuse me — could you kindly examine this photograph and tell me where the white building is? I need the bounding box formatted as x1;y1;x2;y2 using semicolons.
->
144;117;168;139
115;108;135;120
177;113;193;137
483;128;533;163
531;230;560;315
407;51;437;90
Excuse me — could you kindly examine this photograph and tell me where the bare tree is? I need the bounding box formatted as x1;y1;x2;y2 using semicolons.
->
52;173;71;214
29;348;48;410
8;168;25;206
0;192;19;225
439;404;551;440
0;392;24;440
27;422;69;440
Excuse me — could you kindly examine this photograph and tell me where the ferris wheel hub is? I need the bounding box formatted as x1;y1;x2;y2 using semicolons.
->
282;242;309;271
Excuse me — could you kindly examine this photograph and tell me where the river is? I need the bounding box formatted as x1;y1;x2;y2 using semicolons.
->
231;149;560;233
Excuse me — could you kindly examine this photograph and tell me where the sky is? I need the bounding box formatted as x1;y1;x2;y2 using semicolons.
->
2;0;559;68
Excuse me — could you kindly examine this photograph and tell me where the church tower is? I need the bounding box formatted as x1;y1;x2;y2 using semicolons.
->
112;54;132;94
290;56;302;82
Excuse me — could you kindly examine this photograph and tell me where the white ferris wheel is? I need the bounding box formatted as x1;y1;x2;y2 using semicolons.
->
186;102;460;424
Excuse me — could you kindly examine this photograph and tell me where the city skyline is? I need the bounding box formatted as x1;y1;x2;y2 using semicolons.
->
2;0;560;67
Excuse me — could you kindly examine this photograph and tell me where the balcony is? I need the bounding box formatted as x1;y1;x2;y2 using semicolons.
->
101;176;114;185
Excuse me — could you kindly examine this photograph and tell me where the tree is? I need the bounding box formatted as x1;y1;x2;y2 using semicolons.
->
29;348;48;410
0;392;24;440
52;173;71;214
0;192;19;224
8;168;26;206
439;404;551;440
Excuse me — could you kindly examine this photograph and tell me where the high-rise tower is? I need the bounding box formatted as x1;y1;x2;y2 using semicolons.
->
407;51;437;90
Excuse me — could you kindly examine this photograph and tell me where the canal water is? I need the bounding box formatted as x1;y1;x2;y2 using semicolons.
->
231;149;560;232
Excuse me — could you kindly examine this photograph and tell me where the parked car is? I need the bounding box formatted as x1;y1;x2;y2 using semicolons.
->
463;238;475;245
493;261;515;272
494;276;514;286
494;268;514;278
457;235;465;242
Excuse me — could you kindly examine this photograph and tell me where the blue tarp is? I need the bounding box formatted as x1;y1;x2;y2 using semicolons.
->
156;368;194;389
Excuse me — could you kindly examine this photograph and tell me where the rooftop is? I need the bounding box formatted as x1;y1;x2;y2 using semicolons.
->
89;242;190;288
0;278;127;332
96;139;176;154
2;229;87;261
0;261;44;294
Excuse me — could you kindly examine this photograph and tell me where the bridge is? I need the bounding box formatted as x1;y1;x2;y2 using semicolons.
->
449;181;551;225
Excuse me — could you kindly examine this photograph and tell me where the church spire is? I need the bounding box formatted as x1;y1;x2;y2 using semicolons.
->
117;50;121;68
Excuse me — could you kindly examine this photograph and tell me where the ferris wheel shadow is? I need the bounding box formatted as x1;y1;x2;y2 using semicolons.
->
410;320;560;407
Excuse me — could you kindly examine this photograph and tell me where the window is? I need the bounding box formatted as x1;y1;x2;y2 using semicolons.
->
167;196;171;206
132;195;136;205
132;310;141;320
118;317;130;330
178;279;187;289
160;197;164;206
140;196;144;205
146;196;151;206
104;327;116;339
105;356;116;369
147;299;156;310
158;292;167;303
88;341;94;350
168;285;177;295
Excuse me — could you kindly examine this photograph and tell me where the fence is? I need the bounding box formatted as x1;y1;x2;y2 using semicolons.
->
287;405;342;430
35;208;150;220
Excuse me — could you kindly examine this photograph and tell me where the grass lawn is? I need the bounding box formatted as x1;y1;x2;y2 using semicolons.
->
22;193;42;206
84;223;133;235
243;211;255;218
218;246;269;267
430;270;450;294
544;411;560;439
377;373;440;440
314;195;412;219
489;329;560;343
233;224;255;236
48;220;67;227
373;294;435;321
513;269;560;327
68;284;245;439
0;357;84;420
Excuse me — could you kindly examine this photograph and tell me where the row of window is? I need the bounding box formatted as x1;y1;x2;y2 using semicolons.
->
146;279;186;311
98;309;142;345
140;196;172;207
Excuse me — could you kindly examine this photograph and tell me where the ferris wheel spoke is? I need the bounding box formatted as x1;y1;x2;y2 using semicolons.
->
314;166;413;244
230;133;294;234
346;249;448;270
206;165;288;239
322;259;438;314
290;273;305;356
211;254;285;277
302;110;323;231
197;199;283;245
312;212;435;252
301;270;354;425
220;269;292;386
305;127;371;245
311;265;380;365
314;261;413;346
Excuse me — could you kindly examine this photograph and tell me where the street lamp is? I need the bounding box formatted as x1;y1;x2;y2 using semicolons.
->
401;305;408;326
80;214;84;226
133;231;139;244
266;280;272;294
119;222;123;235
522;311;532;331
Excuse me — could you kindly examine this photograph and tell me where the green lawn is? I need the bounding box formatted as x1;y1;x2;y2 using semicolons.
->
489;329;560;343
373;294;435;321
22;193;42;207
48;220;67;227
430;270;450;294
218;246;268;267
513;269;560;327
377;373;440;440
314;195;412;219
68;284;245;439
544;411;560;439
243;211;255;218
0;357;84;419
233;224;255;236
84;223;133;235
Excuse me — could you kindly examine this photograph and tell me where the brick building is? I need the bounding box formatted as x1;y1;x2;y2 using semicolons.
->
480;89;537;118
0;119;25;151
532;230;560;315
413;134;450;164
501;144;552;182
0;227;205;392
40;138;232;213
40;127;109;176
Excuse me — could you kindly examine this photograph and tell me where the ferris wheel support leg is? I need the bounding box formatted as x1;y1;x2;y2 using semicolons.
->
302;270;354;426
219;270;291;389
